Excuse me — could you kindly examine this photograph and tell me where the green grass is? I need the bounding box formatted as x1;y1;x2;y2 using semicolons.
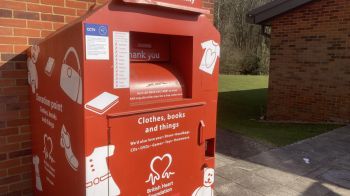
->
217;75;341;147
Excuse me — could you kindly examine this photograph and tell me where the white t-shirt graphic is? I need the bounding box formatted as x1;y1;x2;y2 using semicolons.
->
199;40;220;75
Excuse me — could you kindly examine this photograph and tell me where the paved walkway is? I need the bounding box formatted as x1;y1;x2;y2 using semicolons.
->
214;126;350;196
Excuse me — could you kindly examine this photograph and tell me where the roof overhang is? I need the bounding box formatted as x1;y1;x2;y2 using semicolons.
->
246;0;313;25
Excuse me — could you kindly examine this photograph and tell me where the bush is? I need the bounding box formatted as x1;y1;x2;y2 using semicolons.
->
215;0;271;75
239;54;267;75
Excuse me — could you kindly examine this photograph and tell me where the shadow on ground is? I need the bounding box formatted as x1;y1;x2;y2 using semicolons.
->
217;89;340;147
216;128;273;159
215;126;350;196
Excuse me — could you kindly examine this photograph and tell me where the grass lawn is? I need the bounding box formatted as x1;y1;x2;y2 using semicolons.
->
217;75;342;147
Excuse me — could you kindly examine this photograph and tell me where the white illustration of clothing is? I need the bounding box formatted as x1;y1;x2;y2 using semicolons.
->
33;155;43;191
86;145;120;196
31;45;40;64
27;58;38;94
199;40;220;75
192;168;215;196
60;125;79;171
192;186;214;196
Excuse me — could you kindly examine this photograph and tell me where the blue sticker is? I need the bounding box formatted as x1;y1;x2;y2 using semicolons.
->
85;23;109;37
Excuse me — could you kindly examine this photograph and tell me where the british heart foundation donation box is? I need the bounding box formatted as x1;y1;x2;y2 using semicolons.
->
27;0;220;195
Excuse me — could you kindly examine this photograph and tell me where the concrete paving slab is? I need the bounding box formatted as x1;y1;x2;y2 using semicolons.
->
214;126;350;196
235;174;288;195
214;174;231;188
216;128;272;159
275;157;323;176
305;167;332;179
215;182;263;196
215;163;252;183
320;169;350;189
282;142;338;163
215;153;236;168
247;151;286;168
329;125;350;135
229;159;263;172
264;186;300;196
287;177;331;196
255;167;300;185
322;183;350;196
330;155;350;170
325;192;342;196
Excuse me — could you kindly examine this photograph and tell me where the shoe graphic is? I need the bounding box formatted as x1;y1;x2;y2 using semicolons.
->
60;125;79;171
33;155;43;191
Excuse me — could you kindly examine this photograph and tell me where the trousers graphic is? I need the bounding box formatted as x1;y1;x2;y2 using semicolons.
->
33;155;43;191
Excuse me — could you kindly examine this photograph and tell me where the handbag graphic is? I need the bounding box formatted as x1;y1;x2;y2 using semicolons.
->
60;47;82;104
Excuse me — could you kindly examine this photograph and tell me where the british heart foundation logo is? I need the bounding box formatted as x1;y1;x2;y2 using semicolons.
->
145;153;175;185
43;134;55;163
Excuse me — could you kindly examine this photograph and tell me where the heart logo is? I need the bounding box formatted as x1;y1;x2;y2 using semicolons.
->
204;49;216;68
145;153;175;185
43;134;55;163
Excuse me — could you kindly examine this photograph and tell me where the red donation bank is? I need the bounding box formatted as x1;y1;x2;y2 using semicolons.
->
28;0;220;195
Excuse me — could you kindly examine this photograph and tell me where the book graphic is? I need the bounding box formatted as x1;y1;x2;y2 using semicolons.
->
45;57;55;76
84;92;119;115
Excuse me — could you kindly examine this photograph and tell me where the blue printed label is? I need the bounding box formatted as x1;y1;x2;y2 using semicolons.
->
84;23;108;37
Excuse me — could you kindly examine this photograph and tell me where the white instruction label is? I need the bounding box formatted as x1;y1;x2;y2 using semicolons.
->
85;23;109;60
113;31;130;89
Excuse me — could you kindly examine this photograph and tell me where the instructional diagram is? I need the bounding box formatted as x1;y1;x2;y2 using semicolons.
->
113;31;130;89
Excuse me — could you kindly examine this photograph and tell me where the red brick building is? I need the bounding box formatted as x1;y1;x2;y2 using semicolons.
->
0;0;214;195
248;0;350;123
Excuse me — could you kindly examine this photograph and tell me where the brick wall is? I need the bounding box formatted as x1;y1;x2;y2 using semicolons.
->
202;0;214;20
0;0;214;195
267;0;350;123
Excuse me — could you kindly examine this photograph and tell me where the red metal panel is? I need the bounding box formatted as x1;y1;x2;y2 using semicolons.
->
29;0;220;195
108;105;206;195
122;0;209;14
28;23;86;196
130;33;170;62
